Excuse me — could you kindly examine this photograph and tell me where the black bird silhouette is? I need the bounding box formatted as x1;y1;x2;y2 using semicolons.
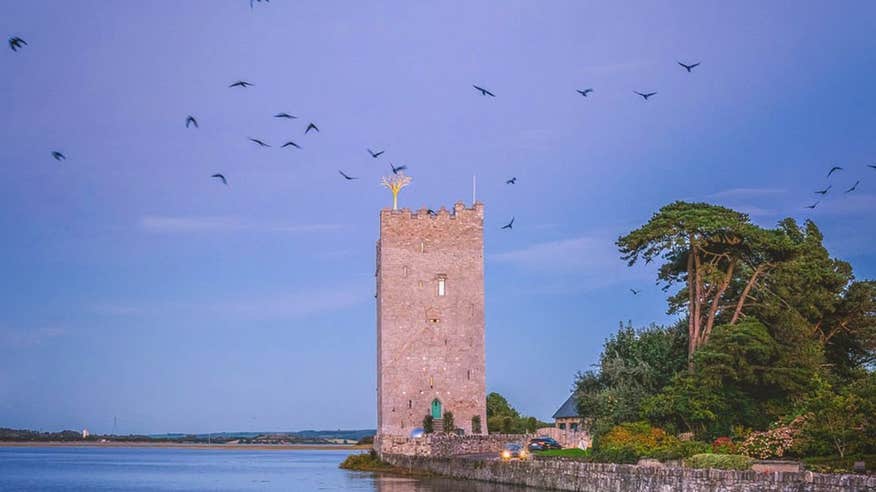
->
51;151;66;161
390;163;407;174
678;61;701;72
338;170;357;180
185;115;198;128
281;141;301;149
368;149;384;158
250;0;269;7
501;217;514;230
427;209;437;216
827;166;843;177
211;173;227;185
8;36;27;52
805;201;820;209
274;112;296;119
634;91;658;100
249;138;270;147
305;122;319;134
845;180;860;193
229;80;254;88
473;85;496;97
630;289;640;295
577;88;594;97
815;185;831;195
868;164;876;170
506;177;516;184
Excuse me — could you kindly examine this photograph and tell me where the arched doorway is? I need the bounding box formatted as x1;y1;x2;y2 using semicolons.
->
431;399;442;419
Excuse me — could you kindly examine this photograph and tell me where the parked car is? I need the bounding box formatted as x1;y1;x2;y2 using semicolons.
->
500;442;528;460
527;437;562;452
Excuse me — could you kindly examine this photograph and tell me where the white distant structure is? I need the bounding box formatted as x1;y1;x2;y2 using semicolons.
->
82;428;89;439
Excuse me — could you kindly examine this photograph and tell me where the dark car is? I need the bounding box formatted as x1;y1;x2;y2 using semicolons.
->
527;437;562;452
500;442;528;460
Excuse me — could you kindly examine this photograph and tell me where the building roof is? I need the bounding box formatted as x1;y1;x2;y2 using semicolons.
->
552;393;580;419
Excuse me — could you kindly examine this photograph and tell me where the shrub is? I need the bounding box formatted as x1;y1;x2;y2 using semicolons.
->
739;415;807;459
471;415;482;434
423;415;434;434
712;437;736;454
593;422;707;462
685;453;753;470
339;450;394;472
443;411;454;434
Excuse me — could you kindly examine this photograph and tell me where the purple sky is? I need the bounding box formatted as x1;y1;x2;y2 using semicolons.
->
1;1;875;434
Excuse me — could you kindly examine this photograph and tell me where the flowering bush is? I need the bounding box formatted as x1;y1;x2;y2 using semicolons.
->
739;415;808;459
712;436;736;454
593;422;708;462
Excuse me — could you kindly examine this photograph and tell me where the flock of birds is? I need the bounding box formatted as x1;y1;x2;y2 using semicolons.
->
805;164;875;209
7;11;873;259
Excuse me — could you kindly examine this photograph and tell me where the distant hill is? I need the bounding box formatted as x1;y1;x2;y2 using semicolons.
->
148;430;374;441
1;427;375;444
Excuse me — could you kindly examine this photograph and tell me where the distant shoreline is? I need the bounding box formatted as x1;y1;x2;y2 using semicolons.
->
0;441;371;451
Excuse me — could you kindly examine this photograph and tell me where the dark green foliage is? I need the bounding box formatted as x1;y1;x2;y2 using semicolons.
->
422;415;434;434
535;448;592;459
471;415;482;434
797;373;876;458
575;321;688;437
684;454;753;470
486;392;547;433
590;421;710;463
442;411;454;434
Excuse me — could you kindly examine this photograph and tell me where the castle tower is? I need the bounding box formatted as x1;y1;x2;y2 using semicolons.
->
376;202;486;438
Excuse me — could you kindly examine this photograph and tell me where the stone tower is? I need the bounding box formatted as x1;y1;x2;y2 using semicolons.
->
376;202;486;438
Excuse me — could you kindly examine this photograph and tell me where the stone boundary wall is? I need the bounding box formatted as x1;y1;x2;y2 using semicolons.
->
381;454;876;492
375;433;530;457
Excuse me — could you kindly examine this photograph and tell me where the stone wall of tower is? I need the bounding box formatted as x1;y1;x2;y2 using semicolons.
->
376;202;486;437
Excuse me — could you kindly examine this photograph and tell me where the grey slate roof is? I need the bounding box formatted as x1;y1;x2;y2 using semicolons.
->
552;393;580;419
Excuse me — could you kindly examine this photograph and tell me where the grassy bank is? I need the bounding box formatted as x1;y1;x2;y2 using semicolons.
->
534;448;591;459
339;450;432;476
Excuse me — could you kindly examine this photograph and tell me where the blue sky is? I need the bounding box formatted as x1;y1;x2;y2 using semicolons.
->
1;1;874;434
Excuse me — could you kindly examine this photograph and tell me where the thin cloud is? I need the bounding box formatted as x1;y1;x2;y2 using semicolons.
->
140;215;344;234
708;188;786;199
492;236;614;271
0;326;66;348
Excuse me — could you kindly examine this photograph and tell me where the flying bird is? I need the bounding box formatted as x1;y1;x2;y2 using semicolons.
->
185;115;198;128
501;217;514;230
211;173;227;185
274;112;296;119
229;80;254;88
634;91;658;100
51;151;65;161
249;138;270;147
577;88;594;97
8;36;26;52
868;164;876;170
305;122;319;134
814;185;831;195
338;170;357;180
805;201;820;209
630;289;640;295
678;61;701;72
827;166;843;177
390;163;407;174
473;85;495;97
427;209;437;216
281;141;301;149
845;180;860;193
505;177;516;184
367;149;384;158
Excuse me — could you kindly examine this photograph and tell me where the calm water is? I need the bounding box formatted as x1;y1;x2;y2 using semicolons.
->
0;447;545;492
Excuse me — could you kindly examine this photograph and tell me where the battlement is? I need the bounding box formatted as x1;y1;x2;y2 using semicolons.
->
380;201;484;224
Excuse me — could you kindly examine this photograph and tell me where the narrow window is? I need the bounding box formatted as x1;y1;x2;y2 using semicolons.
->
467;369;471;380
437;277;446;296
408;400;412;409
420;241;425;253
559;423;566;430
429;376;433;389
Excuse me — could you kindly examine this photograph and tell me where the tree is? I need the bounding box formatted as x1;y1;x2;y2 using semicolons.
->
422;415;434;434
486;392;546;433
575;322;688;436
799;374;876;458
618;202;777;359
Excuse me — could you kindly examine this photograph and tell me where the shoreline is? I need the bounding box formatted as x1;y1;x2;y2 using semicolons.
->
0;441;371;451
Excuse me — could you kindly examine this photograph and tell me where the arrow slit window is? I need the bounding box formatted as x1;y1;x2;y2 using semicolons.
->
437;275;446;296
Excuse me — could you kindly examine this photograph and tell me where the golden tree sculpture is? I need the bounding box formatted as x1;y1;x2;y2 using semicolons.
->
381;173;412;210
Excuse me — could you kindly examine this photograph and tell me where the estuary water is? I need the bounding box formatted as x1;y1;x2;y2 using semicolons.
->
0;447;545;491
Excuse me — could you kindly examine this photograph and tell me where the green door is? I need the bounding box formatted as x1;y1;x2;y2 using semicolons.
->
431;399;442;419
